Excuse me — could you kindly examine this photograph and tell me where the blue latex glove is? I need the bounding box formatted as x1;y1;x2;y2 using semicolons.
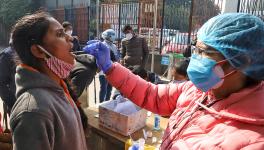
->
83;41;112;73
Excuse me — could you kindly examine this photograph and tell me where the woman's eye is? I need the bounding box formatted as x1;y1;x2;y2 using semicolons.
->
194;49;202;54
57;31;65;37
202;51;208;55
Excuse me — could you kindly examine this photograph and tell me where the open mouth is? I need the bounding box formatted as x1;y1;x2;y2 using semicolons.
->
70;51;75;58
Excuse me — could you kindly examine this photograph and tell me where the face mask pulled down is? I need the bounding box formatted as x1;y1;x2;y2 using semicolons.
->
37;45;74;79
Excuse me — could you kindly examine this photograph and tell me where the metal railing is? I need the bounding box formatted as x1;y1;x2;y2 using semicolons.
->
3;0;264;49
49;7;90;44
238;0;264;20
98;0;223;54
48;0;224;53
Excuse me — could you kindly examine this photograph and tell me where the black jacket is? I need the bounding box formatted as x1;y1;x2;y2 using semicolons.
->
68;53;97;130
72;37;81;52
70;52;97;97
121;35;149;68
0;47;16;113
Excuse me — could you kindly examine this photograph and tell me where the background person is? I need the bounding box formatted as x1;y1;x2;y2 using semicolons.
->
0;31;97;132
84;13;264;149
62;21;81;52
0;38;97;132
170;58;190;83
0;41;16;114
99;29;119;102
120;25;149;69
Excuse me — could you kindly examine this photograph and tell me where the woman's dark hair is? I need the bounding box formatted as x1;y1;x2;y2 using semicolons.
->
62;21;72;29
122;25;132;33
11;11;52;68
173;58;190;77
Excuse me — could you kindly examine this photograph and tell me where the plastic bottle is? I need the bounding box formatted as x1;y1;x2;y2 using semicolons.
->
153;114;160;130
128;144;139;150
128;138;145;150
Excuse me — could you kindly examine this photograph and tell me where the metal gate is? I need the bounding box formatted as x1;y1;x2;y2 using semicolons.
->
238;0;264;19
160;0;223;55
48;0;224;53
99;1;140;40
49;7;90;44
99;0;224;53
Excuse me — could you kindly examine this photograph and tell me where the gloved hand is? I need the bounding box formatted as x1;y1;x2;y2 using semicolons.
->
83;41;112;73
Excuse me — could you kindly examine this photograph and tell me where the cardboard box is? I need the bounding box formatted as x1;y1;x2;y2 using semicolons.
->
99;100;147;136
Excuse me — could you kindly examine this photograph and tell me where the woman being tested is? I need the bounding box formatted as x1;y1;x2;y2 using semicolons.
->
10;12;87;150
84;13;264;149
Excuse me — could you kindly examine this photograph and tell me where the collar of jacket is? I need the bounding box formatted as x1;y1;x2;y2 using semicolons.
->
16;64;65;98
200;82;264;125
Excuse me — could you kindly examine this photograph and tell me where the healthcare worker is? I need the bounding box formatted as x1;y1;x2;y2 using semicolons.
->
84;13;264;149
99;29;119;102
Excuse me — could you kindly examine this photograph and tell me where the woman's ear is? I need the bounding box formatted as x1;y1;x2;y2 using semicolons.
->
30;44;46;59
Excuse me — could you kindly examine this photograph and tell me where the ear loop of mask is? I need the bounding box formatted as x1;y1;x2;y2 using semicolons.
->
214;51;251;79
214;59;237;79
36;45;53;59
221;70;237;79
211;59;237;90
37;45;76;61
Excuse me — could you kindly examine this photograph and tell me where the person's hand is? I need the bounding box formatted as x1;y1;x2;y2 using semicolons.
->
83;41;112;73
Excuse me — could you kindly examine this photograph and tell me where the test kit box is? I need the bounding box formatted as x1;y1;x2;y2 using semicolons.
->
99;100;147;136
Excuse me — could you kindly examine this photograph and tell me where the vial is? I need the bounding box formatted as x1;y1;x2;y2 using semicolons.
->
154;114;160;130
